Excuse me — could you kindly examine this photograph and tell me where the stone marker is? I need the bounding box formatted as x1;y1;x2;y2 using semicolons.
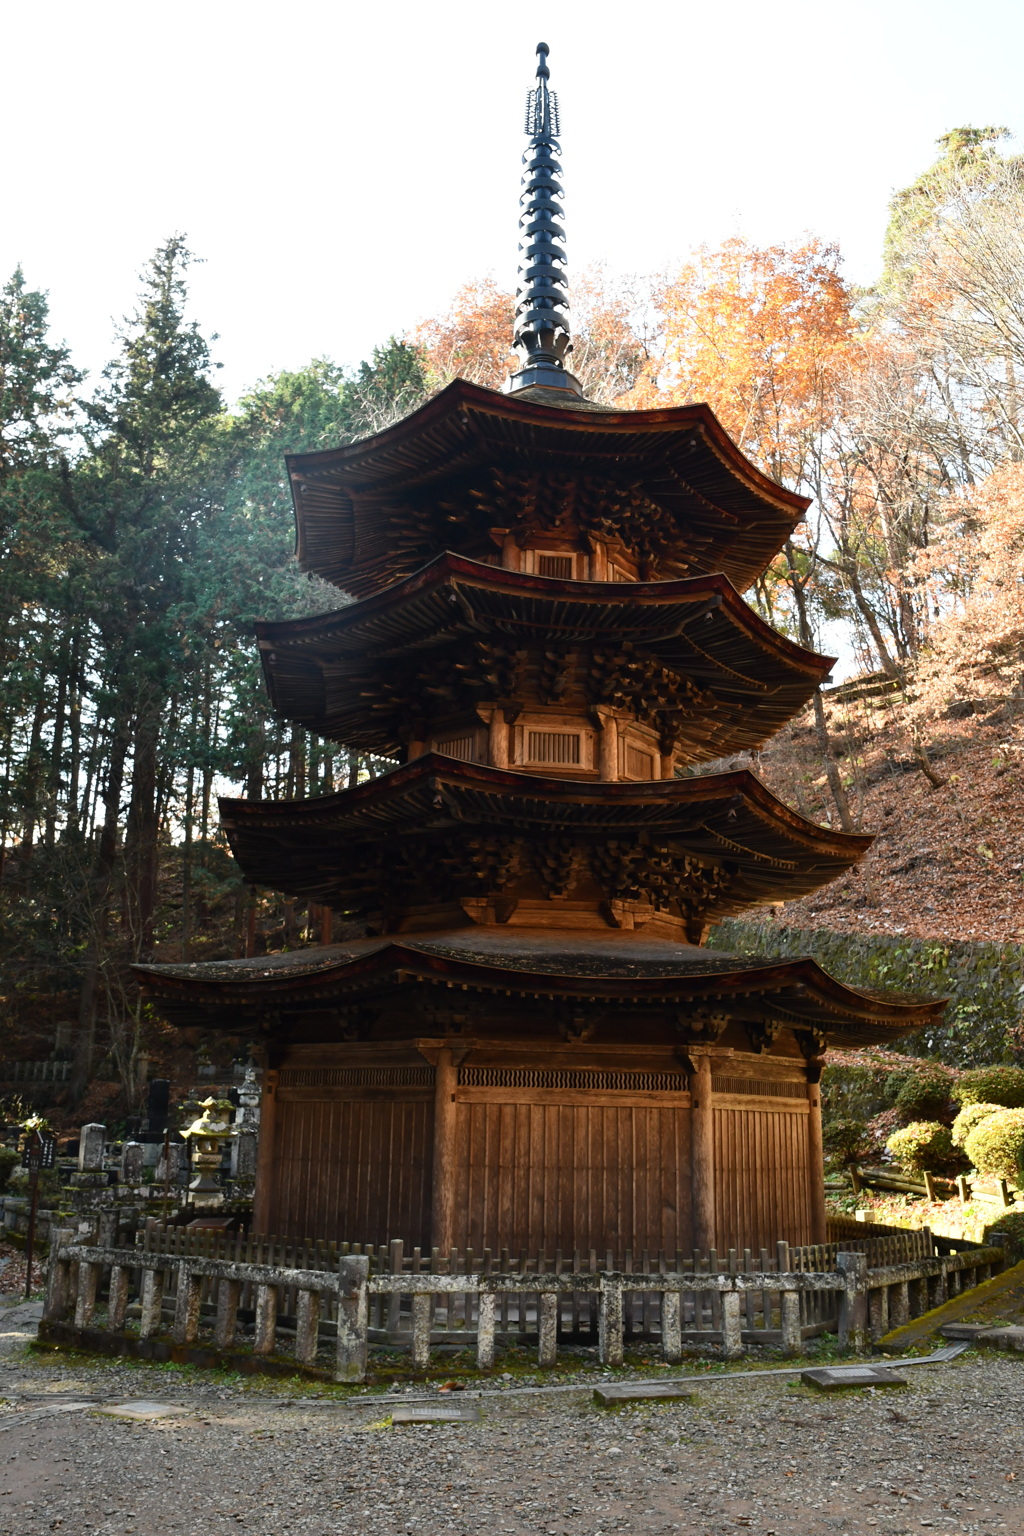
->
78;1123;106;1173
98;1401;183;1420
391;1404;481;1425
594;1382;699;1406
121;1142;144;1185
801;1366;907;1391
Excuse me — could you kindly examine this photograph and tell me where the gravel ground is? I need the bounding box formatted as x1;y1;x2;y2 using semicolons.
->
1;1304;1023;1536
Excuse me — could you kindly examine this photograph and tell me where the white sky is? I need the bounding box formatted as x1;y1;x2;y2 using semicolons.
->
4;0;1023;403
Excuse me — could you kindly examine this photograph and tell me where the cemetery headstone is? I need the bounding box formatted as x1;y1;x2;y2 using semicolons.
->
121;1142;145;1185
78;1124;106;1173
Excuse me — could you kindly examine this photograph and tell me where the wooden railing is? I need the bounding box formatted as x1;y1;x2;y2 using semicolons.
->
40;1230;1008;1382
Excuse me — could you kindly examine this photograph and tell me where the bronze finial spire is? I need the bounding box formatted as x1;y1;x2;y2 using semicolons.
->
505;42;583;398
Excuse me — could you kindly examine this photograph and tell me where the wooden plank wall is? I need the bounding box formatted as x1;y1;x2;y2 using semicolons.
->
270;1095;433;1247
713;1104;813;1252
451;1101;693;1254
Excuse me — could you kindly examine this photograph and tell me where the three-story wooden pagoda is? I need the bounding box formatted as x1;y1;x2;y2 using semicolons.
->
137;44;941;1258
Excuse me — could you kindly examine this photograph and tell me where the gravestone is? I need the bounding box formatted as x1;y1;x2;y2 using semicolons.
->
230;1065;261;1179
121;1142;144;1185
155;1142;184;1185
78;1124;106;1173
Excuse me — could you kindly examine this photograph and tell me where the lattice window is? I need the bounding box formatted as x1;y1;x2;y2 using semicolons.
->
459;1066;688;1092
527;730;581;765
712;1076;807;1099
537;553;574;580
278;1066;434;1088
625;744;654;779
435;734;477;762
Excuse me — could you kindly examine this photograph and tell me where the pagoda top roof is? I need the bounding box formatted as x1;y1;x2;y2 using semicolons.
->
287;380;811;598
134;926;943;1045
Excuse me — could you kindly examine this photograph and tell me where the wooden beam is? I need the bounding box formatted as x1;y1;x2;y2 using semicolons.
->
690;1050;715;1253
431;1045;459;1254
252;1065;280;1235
807;1080;827;1244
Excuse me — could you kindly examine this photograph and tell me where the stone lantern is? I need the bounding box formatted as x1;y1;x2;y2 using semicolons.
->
181;1098;235;1197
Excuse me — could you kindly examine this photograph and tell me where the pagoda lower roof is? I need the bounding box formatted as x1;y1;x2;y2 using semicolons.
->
218;755;870;917
255;555;834;762
134;927;943;1045
287;380;811;598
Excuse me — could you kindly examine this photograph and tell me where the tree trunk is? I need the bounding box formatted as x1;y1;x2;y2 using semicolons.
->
71;711;130;1105
785;542;856;834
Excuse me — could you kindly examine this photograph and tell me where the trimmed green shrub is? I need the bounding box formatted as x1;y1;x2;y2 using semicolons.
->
0;1147;17;1192
886;1120;964;1175
964;1107;1024;1182
952;1102;1003;1147
956;1066;1024;1109
822;1117;871;1169
894;1069;953;1124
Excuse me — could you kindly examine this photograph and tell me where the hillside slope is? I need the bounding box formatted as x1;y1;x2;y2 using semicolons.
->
743;693;1024;944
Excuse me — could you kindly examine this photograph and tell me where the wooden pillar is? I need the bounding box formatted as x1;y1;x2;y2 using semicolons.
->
588;540;608;581
597;711;619;782
431;1046;459;1254
690;1051;715;1254
501;534;520;571
807;1079;827;1245
658;749;675;781
252;1064;279;1236
486;710;509;769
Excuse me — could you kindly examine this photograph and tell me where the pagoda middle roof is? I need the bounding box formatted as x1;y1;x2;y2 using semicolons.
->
256;555;834;761
218;754;870;917
286;380;811;597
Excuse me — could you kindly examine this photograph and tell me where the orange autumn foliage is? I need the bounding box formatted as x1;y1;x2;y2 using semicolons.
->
632;237;855;488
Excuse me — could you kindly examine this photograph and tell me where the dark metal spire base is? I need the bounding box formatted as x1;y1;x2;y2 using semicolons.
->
505;42;582;400
506;362;584;397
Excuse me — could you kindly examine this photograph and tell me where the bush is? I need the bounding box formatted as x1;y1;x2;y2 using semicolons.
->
0;1147;17;1192
964;1107;1024;1182
886;1120;965;1175
822;1117;871;1169
894;1069;953;1124
956;1066;1024;1109
952;1101;1003;1147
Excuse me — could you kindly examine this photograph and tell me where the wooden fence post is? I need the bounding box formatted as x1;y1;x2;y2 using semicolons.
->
335;1255;369;1383
837;1252;868;1349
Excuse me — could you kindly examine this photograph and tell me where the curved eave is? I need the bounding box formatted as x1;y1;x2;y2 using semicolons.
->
286;379;810;596
253;554;832;761
133;940;943;1046
216;756;871;913
220;755;869;859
